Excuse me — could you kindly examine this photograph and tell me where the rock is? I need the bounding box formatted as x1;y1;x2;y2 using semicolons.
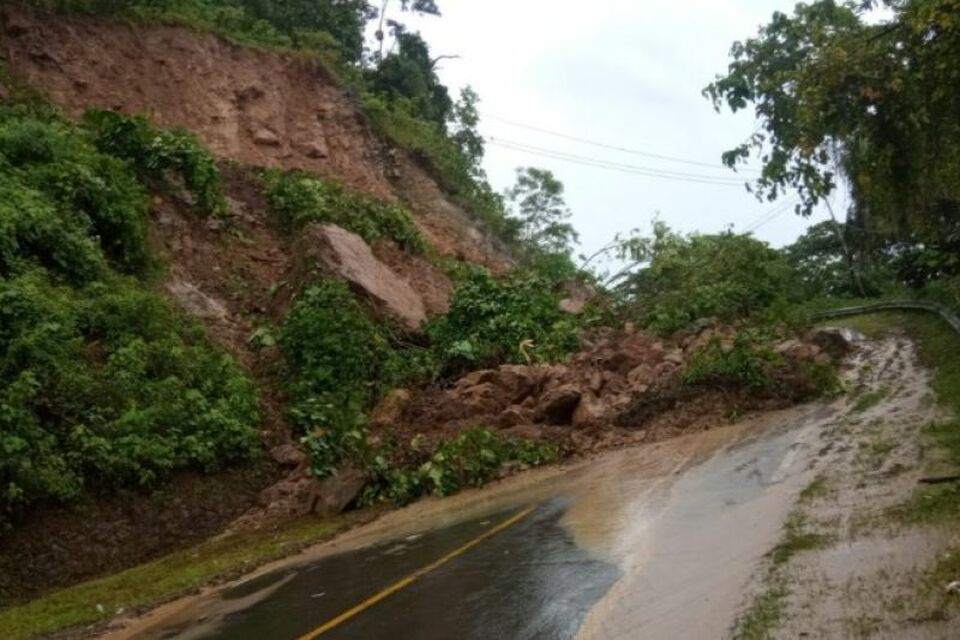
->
805;328;851;359
313;467;366;515
252;126;281;146
558;281;597;315
454;369;498;391
776;340;821;362
165;277;228;321
459;382;506;416
627;364;656;391
454;364;542;404
299;139;329;159
291;224;427;331
502;424;547;441
535;384;582;425
370;389;411;428
664;350;685;366
588;370;605;394
270;444;307;468
653;361;680;381
256;466;366;517
572;392;605;428
498;406;532;428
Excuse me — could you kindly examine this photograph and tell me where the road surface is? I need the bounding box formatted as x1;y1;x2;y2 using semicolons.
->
115;399;841;639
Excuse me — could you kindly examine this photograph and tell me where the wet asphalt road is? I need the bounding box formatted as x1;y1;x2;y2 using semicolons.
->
119;398;840;640
186;499;618;640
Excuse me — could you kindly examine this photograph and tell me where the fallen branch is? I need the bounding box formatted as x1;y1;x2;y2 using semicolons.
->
918;475;960;485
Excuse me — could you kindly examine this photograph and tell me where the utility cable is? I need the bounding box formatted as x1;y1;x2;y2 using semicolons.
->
486;137;750;187
482;112;762;174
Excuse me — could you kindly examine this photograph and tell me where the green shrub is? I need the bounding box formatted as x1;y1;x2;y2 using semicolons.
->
279;280;391;409
0;107;150;277
264;170;426;253
427;267;581;374
360;427;559;505
0;271;260;525
617;223;797;335
84;109;227;216
361;95;516;245
682;334;778;391
0;105;259;527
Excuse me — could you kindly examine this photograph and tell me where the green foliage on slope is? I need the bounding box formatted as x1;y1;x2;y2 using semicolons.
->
0;105;259;527
264;169;426;253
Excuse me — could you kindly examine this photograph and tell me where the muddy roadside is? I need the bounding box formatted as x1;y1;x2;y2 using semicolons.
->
731;318;960;639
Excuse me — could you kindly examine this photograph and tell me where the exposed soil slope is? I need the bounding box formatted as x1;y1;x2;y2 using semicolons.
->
0;3;510;270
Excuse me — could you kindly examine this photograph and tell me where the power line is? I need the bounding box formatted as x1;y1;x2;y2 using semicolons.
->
482;112;762;174
743;197;799;233
486;137;750;187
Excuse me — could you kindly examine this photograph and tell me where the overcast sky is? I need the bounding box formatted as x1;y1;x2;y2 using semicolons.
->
392;1;838;270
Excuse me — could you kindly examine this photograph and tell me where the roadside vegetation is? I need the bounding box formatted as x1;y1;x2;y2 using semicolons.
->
0;511;366;640
0;104;260;528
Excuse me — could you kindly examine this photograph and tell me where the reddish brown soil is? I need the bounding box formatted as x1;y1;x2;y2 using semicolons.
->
0;3;511;271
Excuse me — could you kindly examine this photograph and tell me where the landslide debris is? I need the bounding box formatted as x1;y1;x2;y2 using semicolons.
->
369;325;848;454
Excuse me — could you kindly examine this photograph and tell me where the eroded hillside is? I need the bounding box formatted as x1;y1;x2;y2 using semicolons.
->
0;4;509;269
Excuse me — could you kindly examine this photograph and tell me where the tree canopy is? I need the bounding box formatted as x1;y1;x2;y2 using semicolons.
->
706;0;960;246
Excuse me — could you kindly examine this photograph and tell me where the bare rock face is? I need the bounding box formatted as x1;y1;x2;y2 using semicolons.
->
291;223;427;331
165;275;229;321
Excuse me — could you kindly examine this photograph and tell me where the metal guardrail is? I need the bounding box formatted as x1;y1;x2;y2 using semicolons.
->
814;299;960;335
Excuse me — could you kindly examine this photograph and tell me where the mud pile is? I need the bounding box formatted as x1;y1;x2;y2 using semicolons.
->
371;325;849;452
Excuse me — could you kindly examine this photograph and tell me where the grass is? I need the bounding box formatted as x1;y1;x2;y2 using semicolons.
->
852;387;889;413
799;474;830;502
858;436;898;468
819;311;912;339
732;585;788;640
769;511;832;567
830;310;960;613
0;512;370;640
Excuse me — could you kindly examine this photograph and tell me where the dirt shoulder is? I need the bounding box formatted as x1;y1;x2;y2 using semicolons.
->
731;316;960;639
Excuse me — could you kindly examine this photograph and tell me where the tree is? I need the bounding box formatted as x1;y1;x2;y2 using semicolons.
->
705;0;960;245
237;0;377;63
374;0;442;62
369;31;453;125
612;222;796;333
449;86;485;179
505;167;579;257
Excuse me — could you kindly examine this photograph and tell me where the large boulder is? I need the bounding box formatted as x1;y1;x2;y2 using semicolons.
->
256;466;366;517
288;223;427;331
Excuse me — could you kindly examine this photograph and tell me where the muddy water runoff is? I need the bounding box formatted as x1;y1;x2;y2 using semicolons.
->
117;392;844;640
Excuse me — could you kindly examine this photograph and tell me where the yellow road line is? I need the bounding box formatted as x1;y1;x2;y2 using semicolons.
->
297;504;536;639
